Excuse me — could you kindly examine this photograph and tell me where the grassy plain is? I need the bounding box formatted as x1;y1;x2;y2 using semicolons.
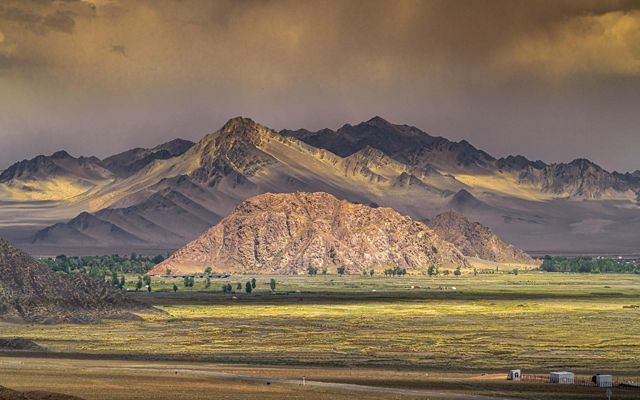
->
1;272;639;399
1;272;639;371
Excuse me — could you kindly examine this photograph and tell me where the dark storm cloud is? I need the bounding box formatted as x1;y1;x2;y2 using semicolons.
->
1;0;640;172
0;6;78;35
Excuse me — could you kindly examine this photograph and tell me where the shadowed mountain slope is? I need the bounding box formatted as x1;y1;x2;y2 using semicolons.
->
101;138;194;178
0;239;145;323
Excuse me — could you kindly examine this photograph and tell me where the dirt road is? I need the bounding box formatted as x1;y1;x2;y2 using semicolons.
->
0;358;519;400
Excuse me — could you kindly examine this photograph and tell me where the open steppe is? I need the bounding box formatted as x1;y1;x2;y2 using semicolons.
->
1;272;639;399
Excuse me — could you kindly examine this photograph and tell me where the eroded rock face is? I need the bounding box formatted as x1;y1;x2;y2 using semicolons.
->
0;239;145;323
150;192;470;275
428;211;535;264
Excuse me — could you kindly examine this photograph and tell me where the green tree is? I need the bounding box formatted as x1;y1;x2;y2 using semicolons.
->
173;283;178;292
307;265;318;276
135;276;143;292
236;282;242;290
143;275;152;292
204;277;211;289
226;283;233;293
427;264;436;276
204;266;213;274
245;281;253;294
152;255;165;264
251;278;257;289
111;271;119;287
337;265;346;275
369;269;375;277
270;278;277;292
454;266;462;276
119;274;126;289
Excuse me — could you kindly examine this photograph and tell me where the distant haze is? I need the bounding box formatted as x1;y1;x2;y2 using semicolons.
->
1;0;639;171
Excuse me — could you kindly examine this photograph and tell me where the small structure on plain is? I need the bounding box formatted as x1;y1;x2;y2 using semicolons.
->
549;371;575;384
594;374;613;388
507;370;521;381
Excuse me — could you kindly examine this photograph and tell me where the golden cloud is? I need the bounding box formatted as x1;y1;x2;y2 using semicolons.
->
498;10;640;79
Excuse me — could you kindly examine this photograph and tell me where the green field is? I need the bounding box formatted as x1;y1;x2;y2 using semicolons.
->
1;272;639;375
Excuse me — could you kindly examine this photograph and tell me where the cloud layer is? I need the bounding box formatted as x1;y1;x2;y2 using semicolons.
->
1;0;639;171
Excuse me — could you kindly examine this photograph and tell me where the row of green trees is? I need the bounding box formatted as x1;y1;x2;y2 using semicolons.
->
219;277;276;294
427;265;463;276
43;254;163;281
540;256;640;273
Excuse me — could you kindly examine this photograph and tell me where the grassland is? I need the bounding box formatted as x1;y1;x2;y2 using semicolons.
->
1;272;639;375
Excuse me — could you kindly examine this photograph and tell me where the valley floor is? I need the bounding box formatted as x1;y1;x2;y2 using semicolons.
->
1;273;639;399
1;356;638;400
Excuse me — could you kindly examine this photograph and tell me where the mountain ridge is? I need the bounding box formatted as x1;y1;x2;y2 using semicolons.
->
4;116;640;254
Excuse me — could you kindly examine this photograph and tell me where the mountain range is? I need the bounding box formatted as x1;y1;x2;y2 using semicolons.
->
2;116;640;255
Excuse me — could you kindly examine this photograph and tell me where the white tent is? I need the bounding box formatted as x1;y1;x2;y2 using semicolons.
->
595;375;613;387
550;371;575;384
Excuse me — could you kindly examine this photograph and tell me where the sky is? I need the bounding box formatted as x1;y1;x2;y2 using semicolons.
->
1;0;639;172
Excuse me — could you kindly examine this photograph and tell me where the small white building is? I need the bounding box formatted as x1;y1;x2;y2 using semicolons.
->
507;369;521;381
594;374;613;387
550;371;575;384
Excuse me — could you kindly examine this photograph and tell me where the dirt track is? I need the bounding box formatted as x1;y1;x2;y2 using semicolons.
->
0;358;519;400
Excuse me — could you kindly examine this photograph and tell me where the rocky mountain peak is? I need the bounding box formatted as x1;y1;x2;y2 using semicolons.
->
150;191;470;275
50;150;72;159
364;115;392;127
220;116;262;134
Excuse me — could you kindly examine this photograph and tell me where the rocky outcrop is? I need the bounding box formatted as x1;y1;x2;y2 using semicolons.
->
150;192;470;275
0;239;145;323
428;211;536;264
